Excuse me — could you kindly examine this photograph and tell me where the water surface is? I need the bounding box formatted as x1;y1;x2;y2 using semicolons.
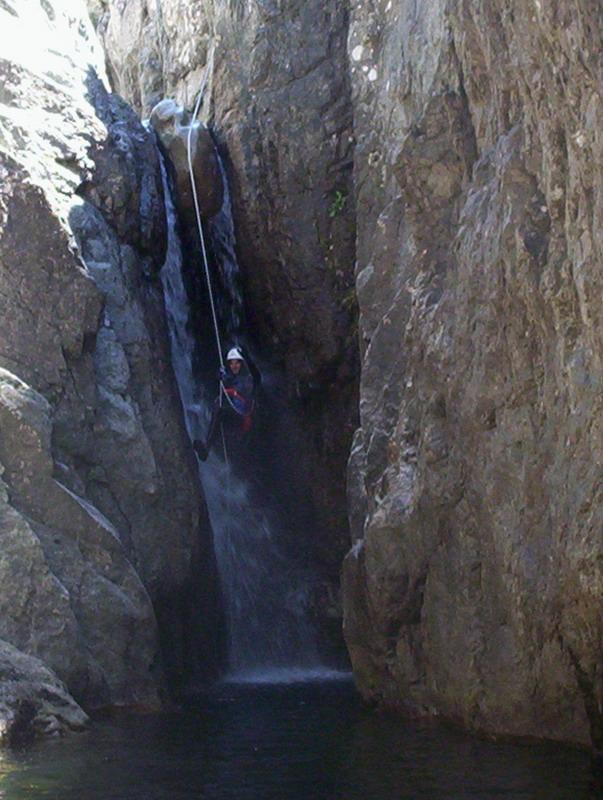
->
0;678;595;800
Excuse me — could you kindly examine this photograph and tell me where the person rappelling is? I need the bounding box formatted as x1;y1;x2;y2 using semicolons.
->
184;51;263;465
193;346;261;461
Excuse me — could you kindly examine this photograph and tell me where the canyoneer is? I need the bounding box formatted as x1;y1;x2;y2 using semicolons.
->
193;346;260;461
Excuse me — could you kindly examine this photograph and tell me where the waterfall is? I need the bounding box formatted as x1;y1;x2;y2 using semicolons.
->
157;152;334;682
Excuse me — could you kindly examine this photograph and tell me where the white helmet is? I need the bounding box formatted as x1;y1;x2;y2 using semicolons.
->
226;347;244;361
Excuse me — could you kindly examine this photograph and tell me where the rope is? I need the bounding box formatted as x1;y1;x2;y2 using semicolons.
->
220;384;255;417
186;44;223;369
186;45;230;469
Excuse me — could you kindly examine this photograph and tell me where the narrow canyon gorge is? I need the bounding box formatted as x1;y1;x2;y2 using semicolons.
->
1;0;603;775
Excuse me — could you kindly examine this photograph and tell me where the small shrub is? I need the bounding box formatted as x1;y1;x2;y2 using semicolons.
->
328;190;347;218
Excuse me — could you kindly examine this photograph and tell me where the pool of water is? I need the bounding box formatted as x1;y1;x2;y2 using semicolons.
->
0;678;595;800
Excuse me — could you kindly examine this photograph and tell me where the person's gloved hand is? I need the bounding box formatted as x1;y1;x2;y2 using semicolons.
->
219;366;227;380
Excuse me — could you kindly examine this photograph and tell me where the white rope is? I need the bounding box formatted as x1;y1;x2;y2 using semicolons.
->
186;45;231;468
220;383;255;417
186;44;224;369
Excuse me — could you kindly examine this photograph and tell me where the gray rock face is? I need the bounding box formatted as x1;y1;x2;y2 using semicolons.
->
0;0;220;717
0;369;159;707
97;0;213;113
95;0;359;573
0;640;88;744
344;0;603;752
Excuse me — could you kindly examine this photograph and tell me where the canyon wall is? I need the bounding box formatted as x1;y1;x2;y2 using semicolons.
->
344;0;603;752
5;0;603;755
0;0;220;734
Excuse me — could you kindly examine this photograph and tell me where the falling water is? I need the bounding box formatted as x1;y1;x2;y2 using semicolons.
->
157;152;333;681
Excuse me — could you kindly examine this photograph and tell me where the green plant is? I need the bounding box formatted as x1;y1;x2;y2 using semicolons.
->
328;189;347;218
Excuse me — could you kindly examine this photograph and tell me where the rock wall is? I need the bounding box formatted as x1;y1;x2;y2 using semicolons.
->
0;0;220;723
344;0;603;752
96;0;359;574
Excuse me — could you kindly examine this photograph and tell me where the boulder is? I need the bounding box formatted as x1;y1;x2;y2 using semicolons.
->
150;98;223;219
0;640;88;745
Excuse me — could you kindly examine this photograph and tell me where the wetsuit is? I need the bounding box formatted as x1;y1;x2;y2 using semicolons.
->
194;351;260;460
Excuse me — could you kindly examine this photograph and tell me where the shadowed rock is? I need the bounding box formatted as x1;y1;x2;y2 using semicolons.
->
0;640;88;745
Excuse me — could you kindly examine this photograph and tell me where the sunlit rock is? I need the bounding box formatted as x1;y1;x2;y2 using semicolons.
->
150;98;223;219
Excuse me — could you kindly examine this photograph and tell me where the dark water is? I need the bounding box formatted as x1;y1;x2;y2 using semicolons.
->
0;679;595;800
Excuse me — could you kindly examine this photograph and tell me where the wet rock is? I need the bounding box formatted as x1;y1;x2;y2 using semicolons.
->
0;640;88;744
80;76;168;272
150;98;223;220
